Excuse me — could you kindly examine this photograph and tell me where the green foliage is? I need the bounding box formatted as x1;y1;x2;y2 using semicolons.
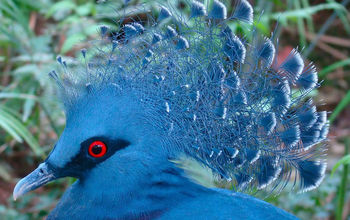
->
268;2;346;24
334;139;349;220
329;90;350;124
0;107;43;156
332;154;350;176
319;58;350;79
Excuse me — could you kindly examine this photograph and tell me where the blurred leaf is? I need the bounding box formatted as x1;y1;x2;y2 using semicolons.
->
46;0;76;18
11;53;52;63
329;90;350;123
331;155;350;177
335;139;349;220
30;35;51;53
0;107;43;156
301;0;315;33
0;162;12;181
268;3;346;24
22;88;36;122
13;64;39;75
0;0;33;35
0;110;23;143
293;0;306;47
0;93;38;100
61;33;87;54
76;2;96;16
319;58;350;79
327;0;350;35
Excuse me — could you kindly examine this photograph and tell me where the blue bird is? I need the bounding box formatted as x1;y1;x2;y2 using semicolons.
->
13;0;328;219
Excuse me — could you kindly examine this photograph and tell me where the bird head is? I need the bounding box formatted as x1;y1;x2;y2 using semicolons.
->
13;86;170;200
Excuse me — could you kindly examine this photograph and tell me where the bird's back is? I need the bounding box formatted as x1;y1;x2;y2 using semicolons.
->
162;189;297;220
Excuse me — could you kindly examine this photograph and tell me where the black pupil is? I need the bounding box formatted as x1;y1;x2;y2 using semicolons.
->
92;144;103;155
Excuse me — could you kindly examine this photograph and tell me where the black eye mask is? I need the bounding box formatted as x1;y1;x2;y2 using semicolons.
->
50;137;130;178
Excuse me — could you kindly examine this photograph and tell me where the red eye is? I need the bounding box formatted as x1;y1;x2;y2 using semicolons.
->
88;141;107;158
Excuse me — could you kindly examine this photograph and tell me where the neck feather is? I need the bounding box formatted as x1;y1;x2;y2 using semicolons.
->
48;153;207;219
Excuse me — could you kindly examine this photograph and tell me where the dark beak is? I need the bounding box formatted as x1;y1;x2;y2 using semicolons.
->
13;162;57;200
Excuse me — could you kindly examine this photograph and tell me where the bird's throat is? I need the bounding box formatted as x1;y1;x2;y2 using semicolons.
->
47;156;206;219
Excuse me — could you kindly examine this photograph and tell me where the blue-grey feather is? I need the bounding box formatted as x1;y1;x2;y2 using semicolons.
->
209;0;227;19
298;105;318;129
235;172;253;189
223;28;246;63
124;24;138;39
297;160;325;192
232;91;247;105
165;26;177;38
132;22;144;34
256;156;281;189
272;81;291;115
176;36;189;49
224;71;240;90
279;50;304;83
297;64;318;90
259;112;277;134
280;126;300;147
191;1;206;17
152;33;162;44
318;123;329;142
159;6;172;21
232;0;253;24
300;112;327;149
257;38;275;67
243;148;260;164
99;25;109;37
224;147;239;159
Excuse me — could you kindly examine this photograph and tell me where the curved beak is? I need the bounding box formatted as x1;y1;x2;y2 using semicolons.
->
13;162;57;200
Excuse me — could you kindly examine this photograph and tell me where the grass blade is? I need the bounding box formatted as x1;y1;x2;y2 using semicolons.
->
294;0;307;47
335;138;349;220
327;0;350;35
301;0;315;33
329;90;350;123
269;2;346;24
319;58;350;79
22;88;36;122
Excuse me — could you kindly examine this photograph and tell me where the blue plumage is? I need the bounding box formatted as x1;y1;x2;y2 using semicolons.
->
297;64;319;90
259;112;277;135
272;80;291;114
191;1;206;17
280;126;301;147
13;1;329;219
232;0;253;23
279;49;304;83
209;0;227;19
159;6;172;21
223;28;246;63
124;24;138;39
99;25;109;37
176;36;189;49
298;104;318;129
256;37;275;67
152;33;162;44
165;25;178;38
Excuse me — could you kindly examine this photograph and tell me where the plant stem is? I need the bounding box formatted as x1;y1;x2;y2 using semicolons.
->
335;138;349;220
329;90;350;124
